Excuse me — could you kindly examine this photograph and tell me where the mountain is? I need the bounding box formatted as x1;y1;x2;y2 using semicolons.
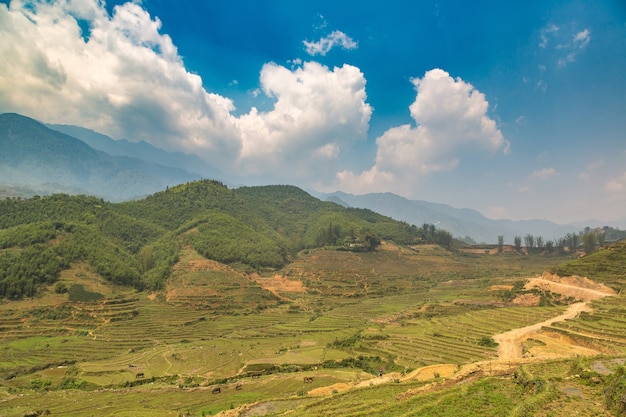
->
0;113;200;201
317;191;582;244
47;123;224;180
0;180;423;299
5;113;621;243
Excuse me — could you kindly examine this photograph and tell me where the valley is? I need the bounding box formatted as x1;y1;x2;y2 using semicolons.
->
1;239;626;416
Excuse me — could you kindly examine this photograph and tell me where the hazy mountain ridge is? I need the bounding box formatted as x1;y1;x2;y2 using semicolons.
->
0;113;200;201
318;191;603;244
47;123;224;180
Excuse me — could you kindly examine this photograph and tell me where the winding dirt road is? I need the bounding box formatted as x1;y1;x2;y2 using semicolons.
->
493;273;616;362
493;301;593;361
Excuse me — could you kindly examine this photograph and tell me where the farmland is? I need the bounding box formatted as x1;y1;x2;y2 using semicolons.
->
2;238;626;416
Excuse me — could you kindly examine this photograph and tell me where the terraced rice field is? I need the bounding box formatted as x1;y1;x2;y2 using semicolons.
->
2;243;622;417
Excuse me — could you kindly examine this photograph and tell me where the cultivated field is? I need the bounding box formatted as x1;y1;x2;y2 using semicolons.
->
1;242;625;416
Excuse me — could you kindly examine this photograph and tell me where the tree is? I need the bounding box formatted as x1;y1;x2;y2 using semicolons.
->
582;232;596;254
524;234;535;252
514;236;522;252
497;235;504;253
435;229;453;249
569;233;579;253
556;238;565;254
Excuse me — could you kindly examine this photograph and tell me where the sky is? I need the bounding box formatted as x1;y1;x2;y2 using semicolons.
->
1;0;625;225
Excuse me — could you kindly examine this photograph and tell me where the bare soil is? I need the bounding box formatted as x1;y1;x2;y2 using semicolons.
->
524;272;617;302
251;274;307;301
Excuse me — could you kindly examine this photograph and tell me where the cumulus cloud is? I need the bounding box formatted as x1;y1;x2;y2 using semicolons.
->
332;69;507;195
0;1;505;197
0;1;371;181
0;0;241;170
303;30;357;56
237;61;372;181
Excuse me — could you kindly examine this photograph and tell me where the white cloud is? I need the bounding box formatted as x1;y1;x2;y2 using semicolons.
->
332;69;507;196
574;29;591;49
303;30;357;56
539;24;559;48
237;61;372;181
578;159;604;180
538;23;591;69
528;167;558;181
605;172;626;193
0;1;371;182
0;0;241;170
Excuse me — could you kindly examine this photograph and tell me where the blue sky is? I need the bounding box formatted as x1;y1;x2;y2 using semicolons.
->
1;0;625;225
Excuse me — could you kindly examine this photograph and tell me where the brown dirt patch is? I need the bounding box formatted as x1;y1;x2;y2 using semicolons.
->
172;258;229;273
522;330;603;359
490;285;514;291
252;275;307;301
525;272;616;302
402;364;457;382
166;257;230;301
308;382;352;396
511;293;541;306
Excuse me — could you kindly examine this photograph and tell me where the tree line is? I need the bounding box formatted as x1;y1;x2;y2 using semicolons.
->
497;226;624;255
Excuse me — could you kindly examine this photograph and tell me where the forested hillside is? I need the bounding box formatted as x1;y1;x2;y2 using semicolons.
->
0;180;425;299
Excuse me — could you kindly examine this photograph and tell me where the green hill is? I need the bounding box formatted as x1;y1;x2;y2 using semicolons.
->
0;179;423;299
550;238;626;290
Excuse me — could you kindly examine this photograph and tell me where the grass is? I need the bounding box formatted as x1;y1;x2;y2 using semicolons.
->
1;241;624;416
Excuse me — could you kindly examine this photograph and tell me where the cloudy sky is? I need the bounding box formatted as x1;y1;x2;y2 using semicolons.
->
1;0;625;225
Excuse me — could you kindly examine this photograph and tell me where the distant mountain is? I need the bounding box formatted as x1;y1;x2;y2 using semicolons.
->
47;123;224;180
4;112;621;243
0;113;200;201
318;191;583;244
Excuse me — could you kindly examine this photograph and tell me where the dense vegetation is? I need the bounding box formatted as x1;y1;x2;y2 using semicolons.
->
0;180;428;299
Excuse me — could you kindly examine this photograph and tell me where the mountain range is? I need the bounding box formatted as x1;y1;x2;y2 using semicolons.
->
0;113;201;201
1;112;621;243
315;191;586;244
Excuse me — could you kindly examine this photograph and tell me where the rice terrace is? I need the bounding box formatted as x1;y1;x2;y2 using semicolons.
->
1;181;626;416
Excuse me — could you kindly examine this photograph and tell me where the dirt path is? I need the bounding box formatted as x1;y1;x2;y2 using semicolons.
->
493;301;593;361
524;272;616;302
493;273;617;362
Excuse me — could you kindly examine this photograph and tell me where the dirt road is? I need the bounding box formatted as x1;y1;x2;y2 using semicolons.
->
494;273;616;362
493;301;593;361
